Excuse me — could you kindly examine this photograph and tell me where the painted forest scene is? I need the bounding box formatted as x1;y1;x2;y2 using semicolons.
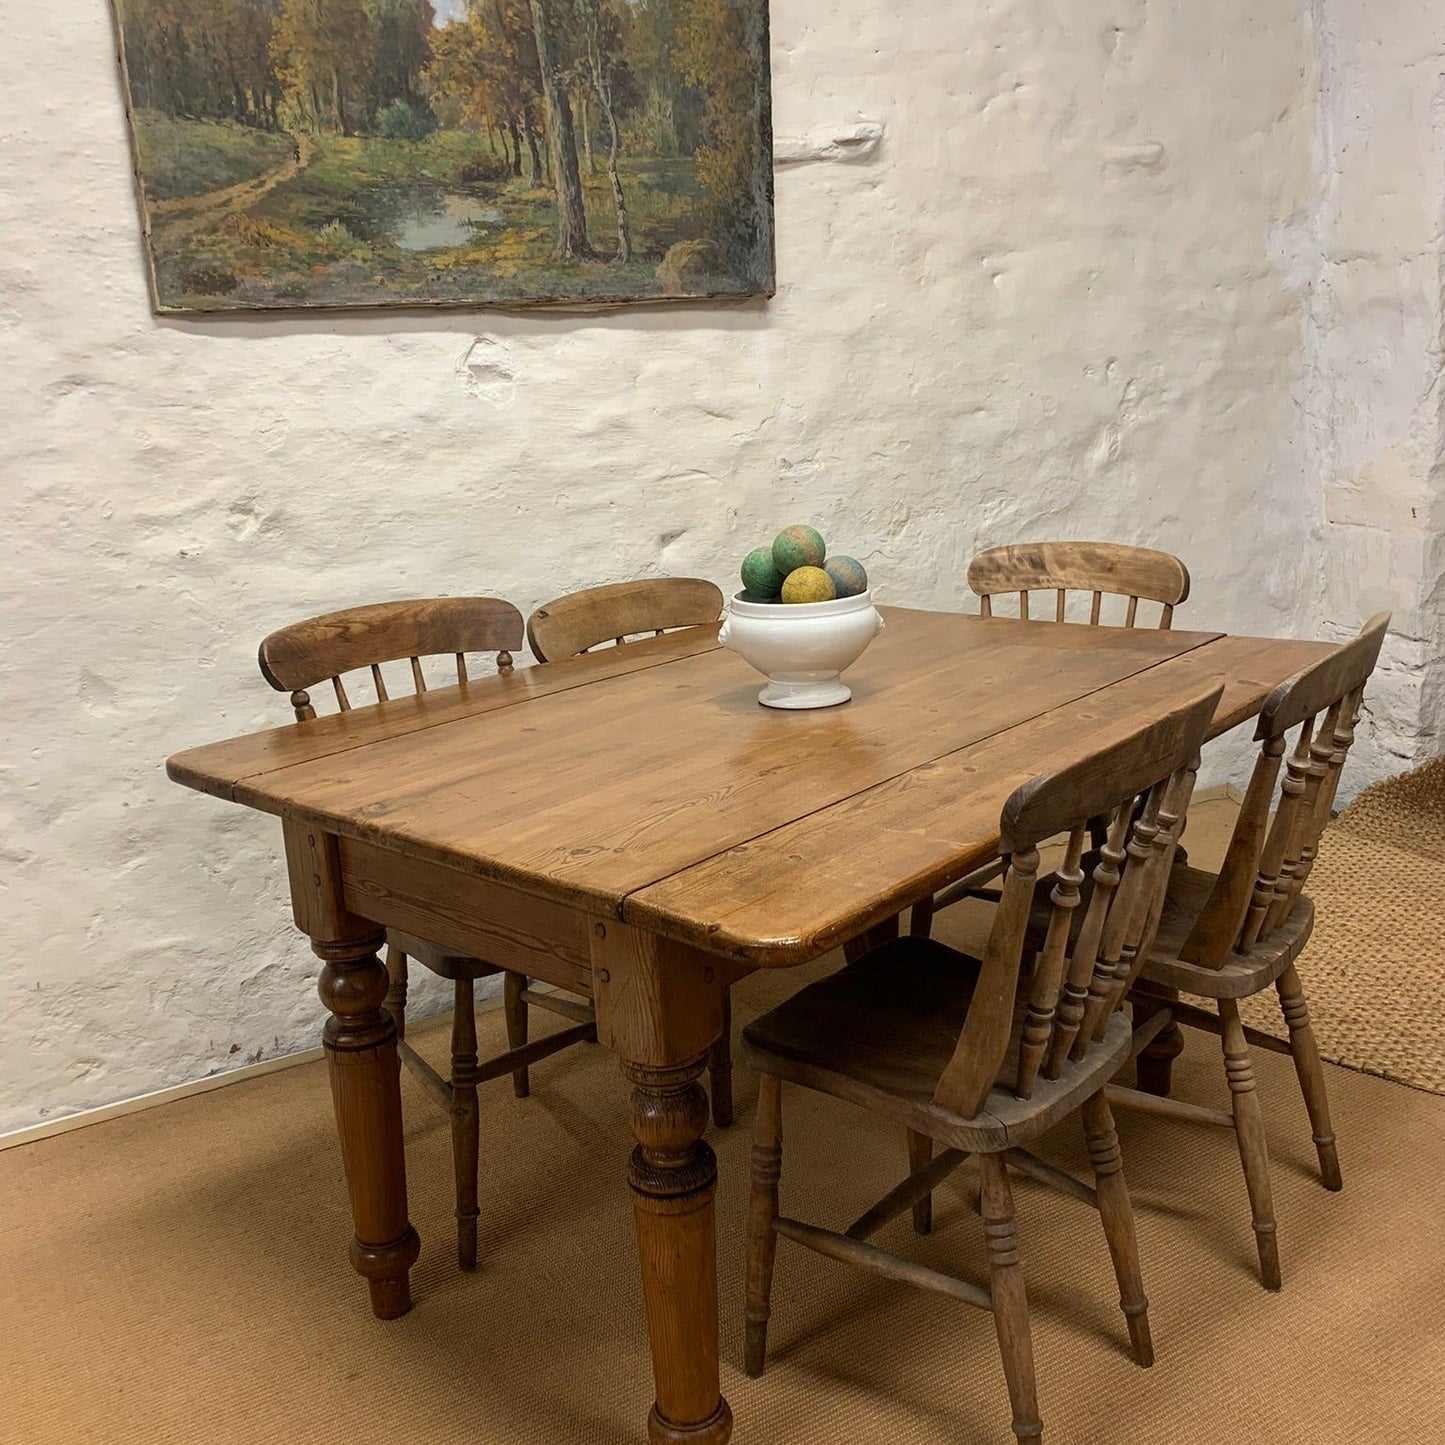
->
111;0;773;312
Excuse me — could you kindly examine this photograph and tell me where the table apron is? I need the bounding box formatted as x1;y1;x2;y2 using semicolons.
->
335;834;596;997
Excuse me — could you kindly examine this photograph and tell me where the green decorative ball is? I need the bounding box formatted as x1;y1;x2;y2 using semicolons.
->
738;589;781;604
781;565;837;604
772;524;826;575
740;546;784;598
824;555;868;598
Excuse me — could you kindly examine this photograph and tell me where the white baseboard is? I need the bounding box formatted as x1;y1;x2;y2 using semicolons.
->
0;1046;328;1152
0;993;504;1153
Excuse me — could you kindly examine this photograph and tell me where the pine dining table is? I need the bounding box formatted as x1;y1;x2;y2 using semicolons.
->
166;605;1334;1445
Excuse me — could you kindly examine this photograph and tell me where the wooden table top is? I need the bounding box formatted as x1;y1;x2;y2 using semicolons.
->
168;608;1334;967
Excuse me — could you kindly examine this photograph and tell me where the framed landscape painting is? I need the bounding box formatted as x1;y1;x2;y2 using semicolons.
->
109;0;774;313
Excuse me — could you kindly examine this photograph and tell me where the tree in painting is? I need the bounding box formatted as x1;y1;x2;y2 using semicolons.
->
111;0;773;311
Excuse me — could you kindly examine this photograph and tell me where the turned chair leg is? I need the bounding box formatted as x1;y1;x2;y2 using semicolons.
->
979;1153;1043;1443
744;1072;783;1378
1132;983;1183;1097
1276;963;1342;1191
1219;999;1280;1290
908;1128;933;1234
709;988;734;1130
503;972;529;1099
384;945;408;1043
1081;1091;1153;1367
451;977;481;1270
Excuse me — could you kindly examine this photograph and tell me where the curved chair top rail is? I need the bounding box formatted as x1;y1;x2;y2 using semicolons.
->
968;541;1191;627
258;596;524;716
1257;611;1391;740
526;577;724;663
1000;683;1222;855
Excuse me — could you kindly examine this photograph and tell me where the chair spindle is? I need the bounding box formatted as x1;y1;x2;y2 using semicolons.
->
1015;824;1087;1098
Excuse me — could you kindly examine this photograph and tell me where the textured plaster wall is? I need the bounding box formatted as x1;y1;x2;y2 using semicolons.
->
0;0;1333;1129
1303;0;1445;785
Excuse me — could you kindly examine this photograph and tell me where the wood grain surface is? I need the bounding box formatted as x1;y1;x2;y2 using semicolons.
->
169;609;1333;965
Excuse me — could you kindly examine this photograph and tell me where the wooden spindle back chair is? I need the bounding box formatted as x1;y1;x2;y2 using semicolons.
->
258;596;598;1271
910;542;1193;941
1178;611;1389;968
257;595;523;718
1113;612;1390;1290
968;541;1191;629
525;577;724;663
956;690;1212;1111
525;575;735;1127
742;685;1221;1443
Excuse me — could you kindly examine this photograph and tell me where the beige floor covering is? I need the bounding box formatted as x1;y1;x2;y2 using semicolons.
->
1239;756;1445;1094
5;964;1445;1444
5;783;1444;1443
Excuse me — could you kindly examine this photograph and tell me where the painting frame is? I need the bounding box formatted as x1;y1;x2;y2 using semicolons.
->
107;0;774;315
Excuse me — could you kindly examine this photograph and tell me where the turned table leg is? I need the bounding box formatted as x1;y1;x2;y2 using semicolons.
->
592;917;732;1445
1133;983;1183;1097
285;820;419;1321
315;930;421;1319
626;1056;732;1445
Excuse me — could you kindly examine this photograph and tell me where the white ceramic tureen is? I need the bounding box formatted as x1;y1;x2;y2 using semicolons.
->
719;590;885;709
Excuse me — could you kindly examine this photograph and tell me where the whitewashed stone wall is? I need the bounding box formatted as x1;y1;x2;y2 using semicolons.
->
1302;0;1445;786
0;0;1427;1130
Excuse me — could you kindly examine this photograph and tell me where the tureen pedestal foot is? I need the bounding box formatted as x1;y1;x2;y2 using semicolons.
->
757;678;852;710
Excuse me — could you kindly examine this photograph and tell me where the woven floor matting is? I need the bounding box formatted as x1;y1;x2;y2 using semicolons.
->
4;935;1444;1442
1237;756;1445;1094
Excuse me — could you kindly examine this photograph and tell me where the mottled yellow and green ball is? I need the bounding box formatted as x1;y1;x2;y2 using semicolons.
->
740;546;784;598
772;524;826;575
824;555;868;598
781;565;837;604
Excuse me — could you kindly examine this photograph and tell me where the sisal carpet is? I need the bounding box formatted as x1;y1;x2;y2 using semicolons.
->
1237;757;1445;1094
4;952;1445;1443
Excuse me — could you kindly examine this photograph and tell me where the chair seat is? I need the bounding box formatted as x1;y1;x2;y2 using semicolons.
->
1140;864;1314;998
742;937;1132;1153
386;928;504;982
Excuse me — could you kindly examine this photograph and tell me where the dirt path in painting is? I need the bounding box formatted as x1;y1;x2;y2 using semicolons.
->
149;132;316;241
